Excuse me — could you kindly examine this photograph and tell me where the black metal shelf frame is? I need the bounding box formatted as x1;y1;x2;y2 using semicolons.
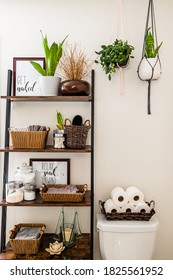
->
0;69;95;259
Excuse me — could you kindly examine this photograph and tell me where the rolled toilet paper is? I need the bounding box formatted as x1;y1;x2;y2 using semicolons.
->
135;201;151;213
121;202;135;213
126;186;144;205
104;199;121;213
110;186;129;207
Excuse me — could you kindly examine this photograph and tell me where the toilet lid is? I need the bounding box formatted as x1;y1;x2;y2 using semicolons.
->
97;213;159;233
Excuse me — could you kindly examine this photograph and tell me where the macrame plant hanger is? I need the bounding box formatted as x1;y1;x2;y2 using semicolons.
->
114;0;128;95
137;0;162;114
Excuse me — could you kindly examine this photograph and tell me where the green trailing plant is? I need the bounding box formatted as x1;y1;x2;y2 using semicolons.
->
56;111;64;130
95;39;134;80
145;27;163;58
30;31;68;76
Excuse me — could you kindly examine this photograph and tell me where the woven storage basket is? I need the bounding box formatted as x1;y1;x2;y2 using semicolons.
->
9;128;50;149
99;200;155;221
40;184;88;202
64;118;90;149
9;223;46;254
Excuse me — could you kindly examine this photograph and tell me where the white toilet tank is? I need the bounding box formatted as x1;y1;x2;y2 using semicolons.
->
97;213;159;260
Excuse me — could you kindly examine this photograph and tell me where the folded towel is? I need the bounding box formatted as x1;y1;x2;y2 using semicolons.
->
15;227;41;240
47;185;78;194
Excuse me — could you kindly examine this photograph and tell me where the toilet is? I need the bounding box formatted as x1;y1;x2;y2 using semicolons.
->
97;213;159;260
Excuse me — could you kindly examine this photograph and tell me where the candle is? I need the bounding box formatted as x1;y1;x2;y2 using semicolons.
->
64;227;72;242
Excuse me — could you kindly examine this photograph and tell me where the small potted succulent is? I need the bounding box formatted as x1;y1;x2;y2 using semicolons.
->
30;31;68;96
95;39;135;80
53;111;66;149
59;43;92;95
138;27;163;80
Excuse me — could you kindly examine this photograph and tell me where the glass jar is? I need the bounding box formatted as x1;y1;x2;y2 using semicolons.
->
14;162;36;185
53;129;66;149
23;184;36;201
6;181;24;203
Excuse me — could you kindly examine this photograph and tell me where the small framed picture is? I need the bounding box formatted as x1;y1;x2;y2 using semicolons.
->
13;57;45;96
30;158;70;188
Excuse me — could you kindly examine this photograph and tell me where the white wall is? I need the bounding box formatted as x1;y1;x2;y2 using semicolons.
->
0;0;173;260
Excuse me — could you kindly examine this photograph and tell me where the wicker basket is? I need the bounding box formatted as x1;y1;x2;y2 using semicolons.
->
40;184;88;202
99;200;155;221
9;223;46;254
64;118;90;149
9;128;50;149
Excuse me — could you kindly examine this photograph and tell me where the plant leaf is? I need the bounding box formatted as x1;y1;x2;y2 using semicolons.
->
30;61;46;76
47;42;58;76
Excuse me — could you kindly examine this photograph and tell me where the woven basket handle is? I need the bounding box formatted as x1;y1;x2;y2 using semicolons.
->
98;200;105;214
83;120;90;127
9;224;17;236
83;184;88;192
64;118;72;126
148;200;155;210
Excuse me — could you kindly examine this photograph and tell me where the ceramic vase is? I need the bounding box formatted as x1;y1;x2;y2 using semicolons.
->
138;57;161;81
39;76;61;96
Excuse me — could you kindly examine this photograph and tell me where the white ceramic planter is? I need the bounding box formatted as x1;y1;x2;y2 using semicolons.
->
39;76;61;96
138;57;161;81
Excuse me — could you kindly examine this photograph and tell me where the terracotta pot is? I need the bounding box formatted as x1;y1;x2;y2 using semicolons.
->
59;80;90;96
115;58;130;68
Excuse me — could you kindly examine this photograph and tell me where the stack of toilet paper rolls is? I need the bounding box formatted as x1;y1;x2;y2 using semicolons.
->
104;186;151;214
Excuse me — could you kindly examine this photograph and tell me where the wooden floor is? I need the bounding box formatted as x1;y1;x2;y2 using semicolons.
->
0;233;91;260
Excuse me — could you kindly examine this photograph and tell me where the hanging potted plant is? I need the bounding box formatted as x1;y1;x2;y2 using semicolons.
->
138;27;163;81
59;43;92;96
30;31;68;96
95;39;134;80
137;0;163;114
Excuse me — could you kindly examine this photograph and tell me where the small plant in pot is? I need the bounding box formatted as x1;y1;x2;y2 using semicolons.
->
59;43;92;96
30;31;68;96
138;27;163;81
95;39;134;80
53;111;66;149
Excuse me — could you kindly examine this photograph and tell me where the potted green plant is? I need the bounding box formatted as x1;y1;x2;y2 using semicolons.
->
59;43;92;96
30;31;68;96
138;27;163;80
95;39;134;80
53;111;66;149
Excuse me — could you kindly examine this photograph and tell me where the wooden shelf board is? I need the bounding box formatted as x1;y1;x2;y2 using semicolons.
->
0;233;91;260
0;95;92;102
0;190;91;207
0;145;91;153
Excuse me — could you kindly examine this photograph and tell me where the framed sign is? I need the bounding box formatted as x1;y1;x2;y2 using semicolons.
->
30;158;70;188
13;57;45;96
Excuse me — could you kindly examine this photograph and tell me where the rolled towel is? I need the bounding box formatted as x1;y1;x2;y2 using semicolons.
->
121;202;135;213
135;201;151;213
110;186;129;207
126;186;144;205
104;198;121;213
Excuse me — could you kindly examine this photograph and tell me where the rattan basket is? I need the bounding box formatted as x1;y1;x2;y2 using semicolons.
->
64;119;90;149
40;184;88;202
99;200;155;221
9;223;46;254
9;128;50;149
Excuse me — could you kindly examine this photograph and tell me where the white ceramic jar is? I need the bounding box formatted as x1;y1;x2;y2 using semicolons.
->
14;162;36;185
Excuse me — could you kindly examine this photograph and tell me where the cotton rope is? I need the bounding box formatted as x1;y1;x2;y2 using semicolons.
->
111;0;129;95
137;0;162;114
